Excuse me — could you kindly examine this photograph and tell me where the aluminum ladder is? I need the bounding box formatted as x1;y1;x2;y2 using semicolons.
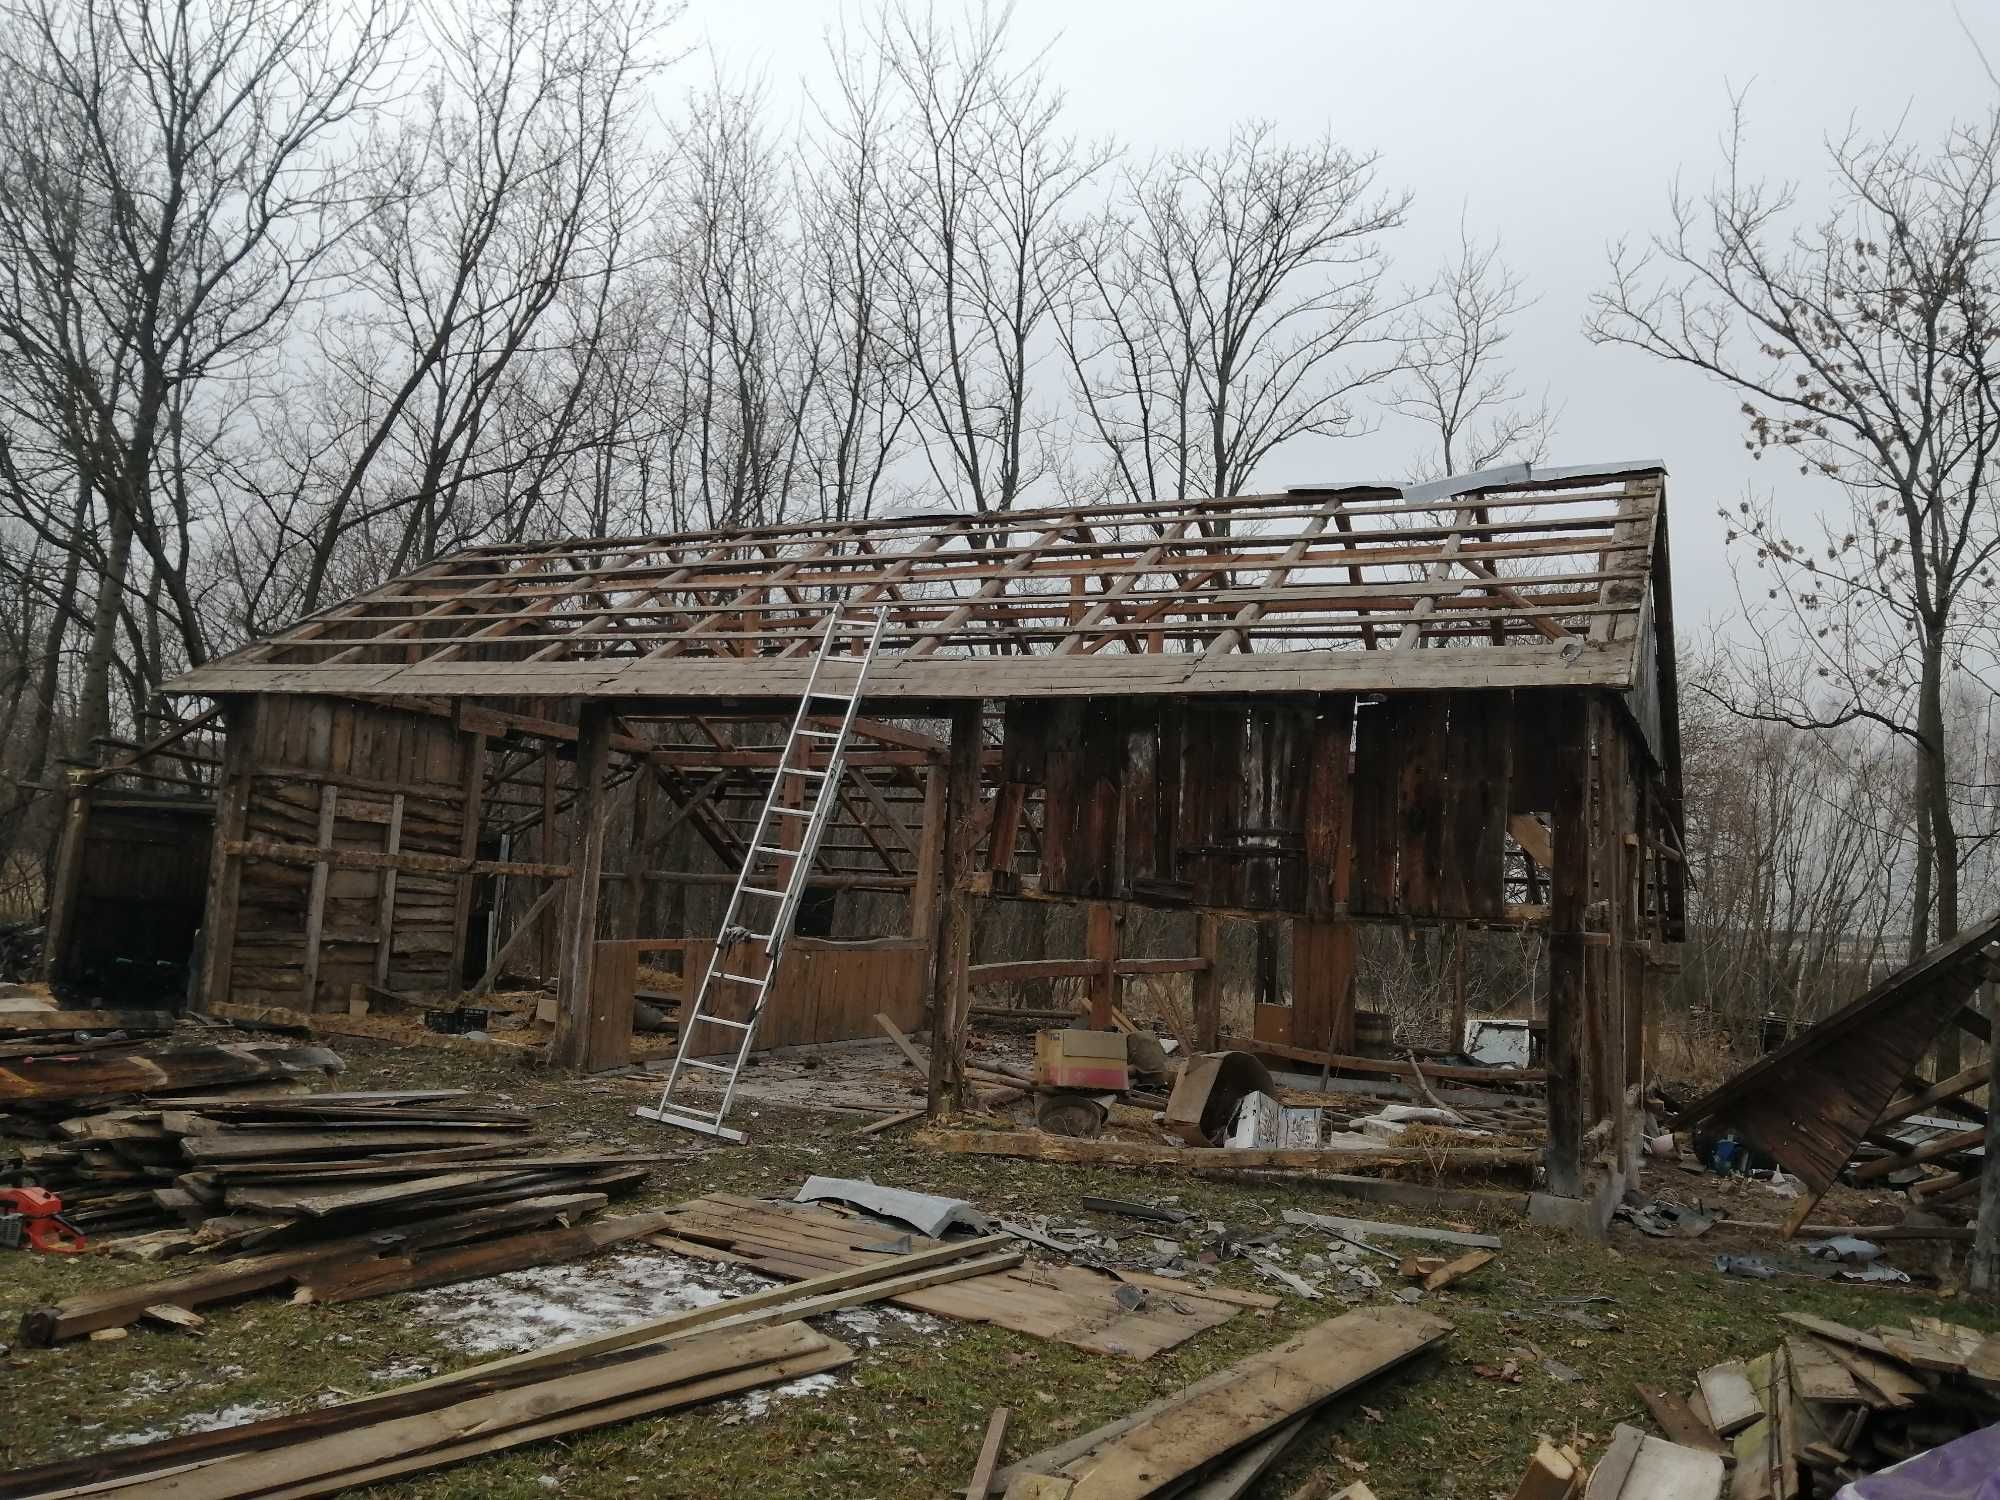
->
636;605;889;1142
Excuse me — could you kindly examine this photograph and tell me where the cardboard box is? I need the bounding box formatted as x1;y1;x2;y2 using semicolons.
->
1034;1028;1130;1091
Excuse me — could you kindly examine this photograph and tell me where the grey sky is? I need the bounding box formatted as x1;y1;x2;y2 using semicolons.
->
690;0;2000;630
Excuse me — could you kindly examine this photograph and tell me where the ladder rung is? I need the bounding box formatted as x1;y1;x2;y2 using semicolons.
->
800;730;842;739
783;768;829;778
691;1015;753;1031
742;886;785;899
715;972;767;985
770;806;812;817
683;1058;734;1074
752;843;795;855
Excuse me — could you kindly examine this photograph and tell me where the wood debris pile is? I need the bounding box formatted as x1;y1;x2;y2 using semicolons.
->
3;1035;672;1344
1654;1310;2000;1498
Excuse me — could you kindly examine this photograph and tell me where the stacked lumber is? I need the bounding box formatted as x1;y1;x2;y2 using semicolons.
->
8;1083;674;1343
1639;1311;2000;1498
0;1002;177;1061
984;1306;1452;1498
1;1231;1024;1498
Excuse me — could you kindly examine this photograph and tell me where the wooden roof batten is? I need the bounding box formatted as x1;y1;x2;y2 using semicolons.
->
165;461;1670;704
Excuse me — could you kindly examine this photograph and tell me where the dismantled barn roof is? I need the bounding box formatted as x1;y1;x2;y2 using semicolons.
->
169;460;1671;707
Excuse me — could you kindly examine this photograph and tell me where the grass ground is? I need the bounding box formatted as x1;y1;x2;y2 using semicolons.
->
4;1039;1992;1500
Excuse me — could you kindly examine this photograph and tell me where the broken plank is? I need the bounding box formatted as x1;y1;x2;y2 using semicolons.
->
1422;1249;1494;1291
1637;1386;1729;1456
1697;1360;1762;1437
967;1407;1012;1500
1511;1440;1584;1499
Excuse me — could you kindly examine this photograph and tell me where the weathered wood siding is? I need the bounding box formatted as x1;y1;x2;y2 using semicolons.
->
1013;688;1571;921
227;697;470;1008
676;936;928;1050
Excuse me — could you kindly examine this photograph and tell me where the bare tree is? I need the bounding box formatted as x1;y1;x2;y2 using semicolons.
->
1588;100;2000;972
0;0;399;750
648;71;812;533
1053;121;1408;507
879;2;1107;519
794;26;921;523
1386;221;1554;478
244;0;668;622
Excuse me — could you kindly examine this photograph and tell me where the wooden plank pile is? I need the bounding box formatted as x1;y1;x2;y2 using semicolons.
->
0;1231;1032;1498
1644;1311;2000;1498
5;1065;675;1344
656;1192;1250;1359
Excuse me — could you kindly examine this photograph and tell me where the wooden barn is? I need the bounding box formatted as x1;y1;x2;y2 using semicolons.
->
161;459;1684;1219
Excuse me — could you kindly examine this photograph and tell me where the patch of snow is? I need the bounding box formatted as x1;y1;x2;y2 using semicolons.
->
368;1358;436;1385
104;1400;285;1450
408;1249;771;1357
730;1371;841;1420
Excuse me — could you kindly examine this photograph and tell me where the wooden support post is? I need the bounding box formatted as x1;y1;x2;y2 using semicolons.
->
1546;694;1592;1198
1086;901;1119;1029
910;765;945;941
196;698;257;1013
1593;702;1631;1167
445;731;487;994
539;748;559;976
41;782;92;987
552;710;611;1071
372;793;405;988
926;702;983;1114
1193;913;1222;1052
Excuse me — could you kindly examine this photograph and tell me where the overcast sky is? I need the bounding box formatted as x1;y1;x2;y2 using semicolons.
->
686;0;1999;629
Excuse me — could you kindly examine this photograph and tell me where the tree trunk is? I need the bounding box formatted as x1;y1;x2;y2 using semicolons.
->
74;501;134;767
1919;636;1961;1078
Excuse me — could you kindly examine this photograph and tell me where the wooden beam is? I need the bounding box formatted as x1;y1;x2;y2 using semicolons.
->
1086;902;1119;1029
551;709;612;1070
472;883;562;998
1193;914;1222;1052
1545;693;1592;1198
927;702;984;1112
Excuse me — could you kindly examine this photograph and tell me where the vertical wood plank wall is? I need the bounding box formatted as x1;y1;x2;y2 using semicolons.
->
210;697;470;1010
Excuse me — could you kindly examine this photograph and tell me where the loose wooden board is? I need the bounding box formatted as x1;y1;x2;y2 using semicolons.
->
1038;1307;1451;1499
1697;1360;1762;1437
1584;1423;1724;1499
138;1323;839;1499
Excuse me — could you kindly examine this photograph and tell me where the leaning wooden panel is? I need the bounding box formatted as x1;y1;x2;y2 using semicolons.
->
1674;910;2000;1226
